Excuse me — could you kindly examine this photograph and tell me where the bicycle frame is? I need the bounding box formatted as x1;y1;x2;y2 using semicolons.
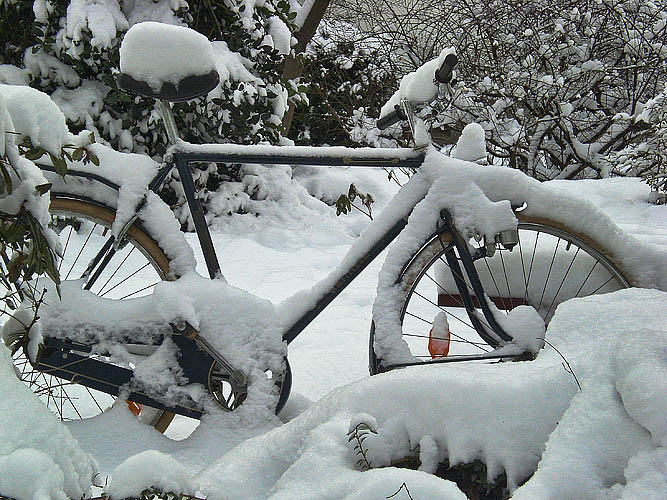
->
34;101;516;420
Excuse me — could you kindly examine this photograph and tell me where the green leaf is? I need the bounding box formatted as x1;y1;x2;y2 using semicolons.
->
88;152;100;166
34;183;52;196
71;148;83;161
348;183;358;200
7;254;22;283
49;153;67;177
0;164;13;195
335;194;352;216
4;221;27;244
24;148;45;161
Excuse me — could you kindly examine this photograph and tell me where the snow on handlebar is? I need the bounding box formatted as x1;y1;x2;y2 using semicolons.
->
377;48;457;130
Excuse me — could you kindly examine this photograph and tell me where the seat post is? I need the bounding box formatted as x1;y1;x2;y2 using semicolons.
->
158;99;181;145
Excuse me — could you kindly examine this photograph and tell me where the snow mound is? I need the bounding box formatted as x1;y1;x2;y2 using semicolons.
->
0;84;70;156
197;288;666;499
0;345;97;500
107;450;194;499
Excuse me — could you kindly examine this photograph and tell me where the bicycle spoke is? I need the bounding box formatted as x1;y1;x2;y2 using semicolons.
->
100;262;152;298
119;280;161;299
402;314;491;350
403;332;489;348
482;256;508;310
426;264;496;332
85;386;106;413
411;288;479;332
526;231;539;298
538;237;561;313
574;261;599;298
545;246;580;318
65;223;98;280
589;275;615;295
97;246;136;296
518;236;530;303
499;249;512;309
58;225;73;274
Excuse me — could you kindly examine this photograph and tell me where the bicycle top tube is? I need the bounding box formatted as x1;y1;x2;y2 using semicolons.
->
167;140;425;169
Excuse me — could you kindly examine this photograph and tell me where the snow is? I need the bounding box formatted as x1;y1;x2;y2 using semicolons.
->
0;65;28;86
0;89;57;242
64;0;129;53
381;47;457;116
106;451;194;499
23;50;81;88
2;61;667;498
119;22;215;91
0;85;70;156
452;122;486;162
0;345;97;500
1;166;666;498
267;17;292;55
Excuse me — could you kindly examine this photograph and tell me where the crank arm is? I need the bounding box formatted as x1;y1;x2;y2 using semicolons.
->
173;322;247;390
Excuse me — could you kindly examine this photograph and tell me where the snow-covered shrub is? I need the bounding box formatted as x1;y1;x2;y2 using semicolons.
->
441;0;667;181
0;87;60;342
608;82;667;196
330;0;667;182
291;20;399;148
0;0;306;221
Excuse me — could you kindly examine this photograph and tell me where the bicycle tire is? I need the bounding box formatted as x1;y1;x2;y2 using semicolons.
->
369;213;632;374
10;195;175;433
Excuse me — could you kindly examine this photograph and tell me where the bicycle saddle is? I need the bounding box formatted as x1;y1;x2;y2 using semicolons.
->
116;70;220;102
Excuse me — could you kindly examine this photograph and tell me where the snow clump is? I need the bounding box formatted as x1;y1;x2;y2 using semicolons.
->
120;22;215;91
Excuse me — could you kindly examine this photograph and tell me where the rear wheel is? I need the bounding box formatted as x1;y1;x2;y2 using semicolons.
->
6;195;175;432
369;214;631;373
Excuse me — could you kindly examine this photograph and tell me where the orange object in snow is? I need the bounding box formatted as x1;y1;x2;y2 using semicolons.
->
428;312;451;358
126;400;142;416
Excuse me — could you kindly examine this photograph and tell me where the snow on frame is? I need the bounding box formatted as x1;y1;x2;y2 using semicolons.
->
1;43;666;499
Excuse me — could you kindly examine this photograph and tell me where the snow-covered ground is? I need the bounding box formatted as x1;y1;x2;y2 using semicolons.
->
1;164;666;499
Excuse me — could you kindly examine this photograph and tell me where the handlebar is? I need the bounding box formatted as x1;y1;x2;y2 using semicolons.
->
435;53;458;84
377;105;408;130
377;51;458;132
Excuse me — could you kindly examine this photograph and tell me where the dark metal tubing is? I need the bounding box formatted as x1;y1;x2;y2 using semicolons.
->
149;163;176;192
382;352;526;370
442;212;513;343
173;152;425;169
175;156;222;279
283;219;408;344
83;240;117;291
40;164;122;191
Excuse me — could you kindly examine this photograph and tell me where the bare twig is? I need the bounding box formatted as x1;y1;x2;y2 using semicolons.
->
386;482;414;500
539;338;582;390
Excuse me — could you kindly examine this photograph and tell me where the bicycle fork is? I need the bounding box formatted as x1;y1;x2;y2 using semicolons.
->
437;209;523;350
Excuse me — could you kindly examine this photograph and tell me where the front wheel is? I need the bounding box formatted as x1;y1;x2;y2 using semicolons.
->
369;214;631;374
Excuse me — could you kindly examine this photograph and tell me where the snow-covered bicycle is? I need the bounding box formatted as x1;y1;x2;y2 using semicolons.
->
6;22;650;433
